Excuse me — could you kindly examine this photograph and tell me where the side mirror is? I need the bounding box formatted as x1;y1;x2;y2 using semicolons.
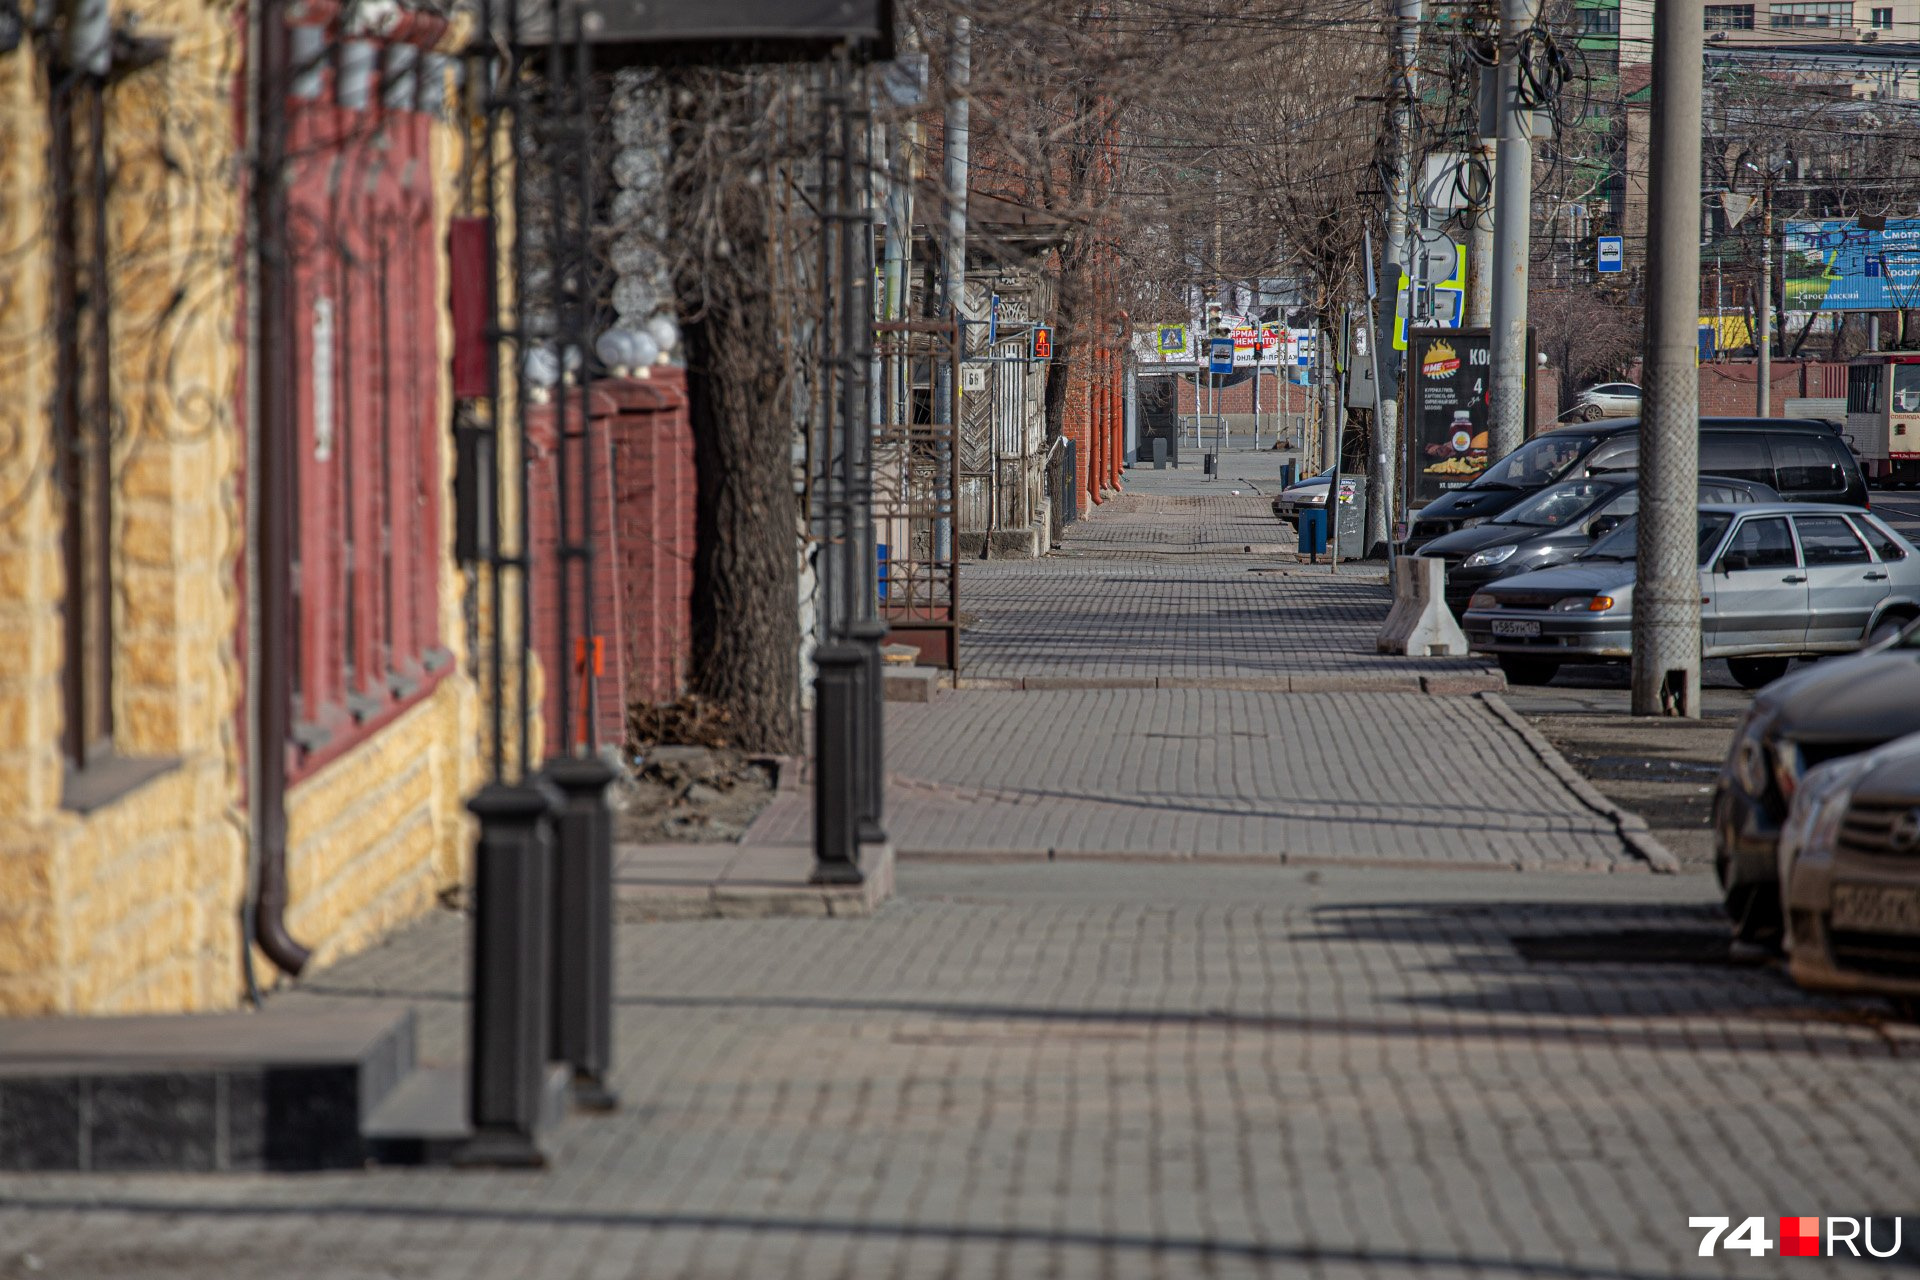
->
1587;514;1622;539
1720;553;1750;574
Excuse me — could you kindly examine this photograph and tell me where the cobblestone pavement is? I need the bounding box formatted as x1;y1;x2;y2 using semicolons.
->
744;689;1645;869
961;451;1486;684
4;862;1916;1280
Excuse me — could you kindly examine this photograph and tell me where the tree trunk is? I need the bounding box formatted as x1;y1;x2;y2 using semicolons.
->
679;302;801;754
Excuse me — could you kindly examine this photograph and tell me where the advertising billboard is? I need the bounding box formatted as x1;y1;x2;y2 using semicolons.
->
1782;219;1920;312
1405;330;1493;506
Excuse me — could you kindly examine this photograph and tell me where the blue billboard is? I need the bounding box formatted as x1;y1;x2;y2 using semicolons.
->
1782;219;1920;312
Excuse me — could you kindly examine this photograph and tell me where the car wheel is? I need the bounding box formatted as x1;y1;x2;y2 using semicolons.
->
1497;655;1560;686
1869;613;1912;646
1723;881;1784;950
1727;656;1790;690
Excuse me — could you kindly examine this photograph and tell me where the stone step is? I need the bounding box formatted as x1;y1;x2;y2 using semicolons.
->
0;1006;414;1172
882;664;943;703
362;1062;571;1166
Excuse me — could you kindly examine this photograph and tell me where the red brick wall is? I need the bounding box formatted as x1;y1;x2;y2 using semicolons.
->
1622;359;1847;417
1174;371;1315;416
527;371;694;755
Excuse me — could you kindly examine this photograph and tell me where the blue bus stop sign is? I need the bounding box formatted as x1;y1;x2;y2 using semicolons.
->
1208;337;1234;375
1596;236;1624;274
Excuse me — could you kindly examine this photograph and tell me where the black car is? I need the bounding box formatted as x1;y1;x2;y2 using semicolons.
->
1714;624;1920;946
1421;473;1780;617
1402;418;1865;551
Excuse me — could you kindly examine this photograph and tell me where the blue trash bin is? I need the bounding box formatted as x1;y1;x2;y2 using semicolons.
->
1298;507;1328;556
1279;462;1296;489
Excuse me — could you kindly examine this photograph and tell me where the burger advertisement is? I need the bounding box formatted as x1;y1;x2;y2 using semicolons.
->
1408;330;1494;506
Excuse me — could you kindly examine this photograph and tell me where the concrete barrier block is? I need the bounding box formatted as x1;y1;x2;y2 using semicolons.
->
1377;556;1469;657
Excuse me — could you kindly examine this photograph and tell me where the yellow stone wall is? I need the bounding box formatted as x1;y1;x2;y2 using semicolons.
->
0;7;479;1016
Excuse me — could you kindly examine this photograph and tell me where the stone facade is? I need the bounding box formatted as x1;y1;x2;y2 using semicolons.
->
0;0;480;1016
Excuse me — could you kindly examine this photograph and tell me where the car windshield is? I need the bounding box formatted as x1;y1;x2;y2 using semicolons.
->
1492;479;1618;527
1579;512;1733;565
1472;431;1601;490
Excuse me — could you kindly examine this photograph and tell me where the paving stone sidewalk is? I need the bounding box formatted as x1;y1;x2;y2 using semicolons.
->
744;689;1649;869
5;862;1915;1280
962;449;1490;685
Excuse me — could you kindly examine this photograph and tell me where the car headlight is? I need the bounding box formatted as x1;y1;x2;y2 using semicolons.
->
1551;594;1615;612
1461;544;1519;569
1771;739;1805;804
1778;755;1870;876
1467;592;1498;612
1728;706;1778;796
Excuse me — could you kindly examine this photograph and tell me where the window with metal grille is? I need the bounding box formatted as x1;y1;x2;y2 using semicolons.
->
282;53;448;776
1706;4;1757;27
50;73;114;779
1576;7;1621;33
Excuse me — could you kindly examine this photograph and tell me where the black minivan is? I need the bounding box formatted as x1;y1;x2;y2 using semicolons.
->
1401;418;1865;551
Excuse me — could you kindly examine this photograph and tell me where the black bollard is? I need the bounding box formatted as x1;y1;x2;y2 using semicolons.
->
812;642;865;885
456;777;562;1168
847;618;889;848
542;755;619;1112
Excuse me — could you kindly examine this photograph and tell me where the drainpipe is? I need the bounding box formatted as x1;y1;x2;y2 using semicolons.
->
248;0;311;976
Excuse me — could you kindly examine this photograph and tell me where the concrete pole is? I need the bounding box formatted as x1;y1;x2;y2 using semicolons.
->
1487;0;1539;463
1467;137;1497;327
1371;0;1421;553
935;15;969;562
1756;190;1772;416
1630;0;1704;719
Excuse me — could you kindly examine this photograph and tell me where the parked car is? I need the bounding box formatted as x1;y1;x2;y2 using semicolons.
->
1460;502;1920;688
1574;382;1642;418
1273;465;1336;519
1420;473;1779;618
1402;418;1865;551
1713;622;1920;946
1778;729;1920;1005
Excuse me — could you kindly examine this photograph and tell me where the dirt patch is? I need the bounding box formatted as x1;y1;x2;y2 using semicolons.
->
611;745;778;845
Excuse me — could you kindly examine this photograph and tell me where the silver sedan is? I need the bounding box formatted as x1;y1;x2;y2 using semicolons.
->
1460;502;1920;688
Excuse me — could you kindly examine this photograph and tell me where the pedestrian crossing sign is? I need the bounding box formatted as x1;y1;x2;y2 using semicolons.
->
1156;324;1186;354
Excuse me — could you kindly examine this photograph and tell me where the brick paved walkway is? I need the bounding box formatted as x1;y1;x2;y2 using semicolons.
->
961;450;1493;684
744;690;1642;869
5;863;1914;1280
7;447;1911;1279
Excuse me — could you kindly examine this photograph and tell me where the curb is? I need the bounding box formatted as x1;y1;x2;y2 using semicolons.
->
946;671;1507;696
1479;693;1683;874
894;847;1629;872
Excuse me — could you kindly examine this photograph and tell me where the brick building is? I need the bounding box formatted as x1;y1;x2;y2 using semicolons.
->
0;0;483;1015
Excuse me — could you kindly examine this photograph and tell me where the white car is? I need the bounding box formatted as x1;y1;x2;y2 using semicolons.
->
1273;466;1335;519
1779;727;1920;1009
1574;382;1641;419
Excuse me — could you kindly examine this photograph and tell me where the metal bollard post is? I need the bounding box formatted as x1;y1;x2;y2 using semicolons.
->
456;777;562;1168
542;756;619;1112
812;642;865;885
847;618;889;848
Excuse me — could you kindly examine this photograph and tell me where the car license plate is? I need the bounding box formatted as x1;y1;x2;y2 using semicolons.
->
1491;619;1541;638
1831;883;1920;936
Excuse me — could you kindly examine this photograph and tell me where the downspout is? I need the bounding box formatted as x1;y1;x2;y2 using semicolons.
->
248;0;311;976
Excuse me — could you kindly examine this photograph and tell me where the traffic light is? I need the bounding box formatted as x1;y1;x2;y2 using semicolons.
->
1031;325;1053;360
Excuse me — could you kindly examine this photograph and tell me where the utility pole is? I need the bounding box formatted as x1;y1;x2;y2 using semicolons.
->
1756;177;1773;416
1372;0;1420;553
1487;0;1540;463
935;14;969;562
1630;0;1704;719
1466;135;1496;326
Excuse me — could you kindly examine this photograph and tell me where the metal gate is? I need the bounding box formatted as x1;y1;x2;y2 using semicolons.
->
873;316;962;668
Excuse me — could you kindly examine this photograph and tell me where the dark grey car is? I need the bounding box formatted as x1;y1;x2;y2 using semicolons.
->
1420;473;1778;617
1715;626;1920;946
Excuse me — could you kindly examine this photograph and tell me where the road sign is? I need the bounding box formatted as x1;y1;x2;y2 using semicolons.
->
1032;325;1053;360
1156;324;1186;354
1597;236;1624;274
1208;337;1234;375
1416;230;1458;287
989;294;1000;346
